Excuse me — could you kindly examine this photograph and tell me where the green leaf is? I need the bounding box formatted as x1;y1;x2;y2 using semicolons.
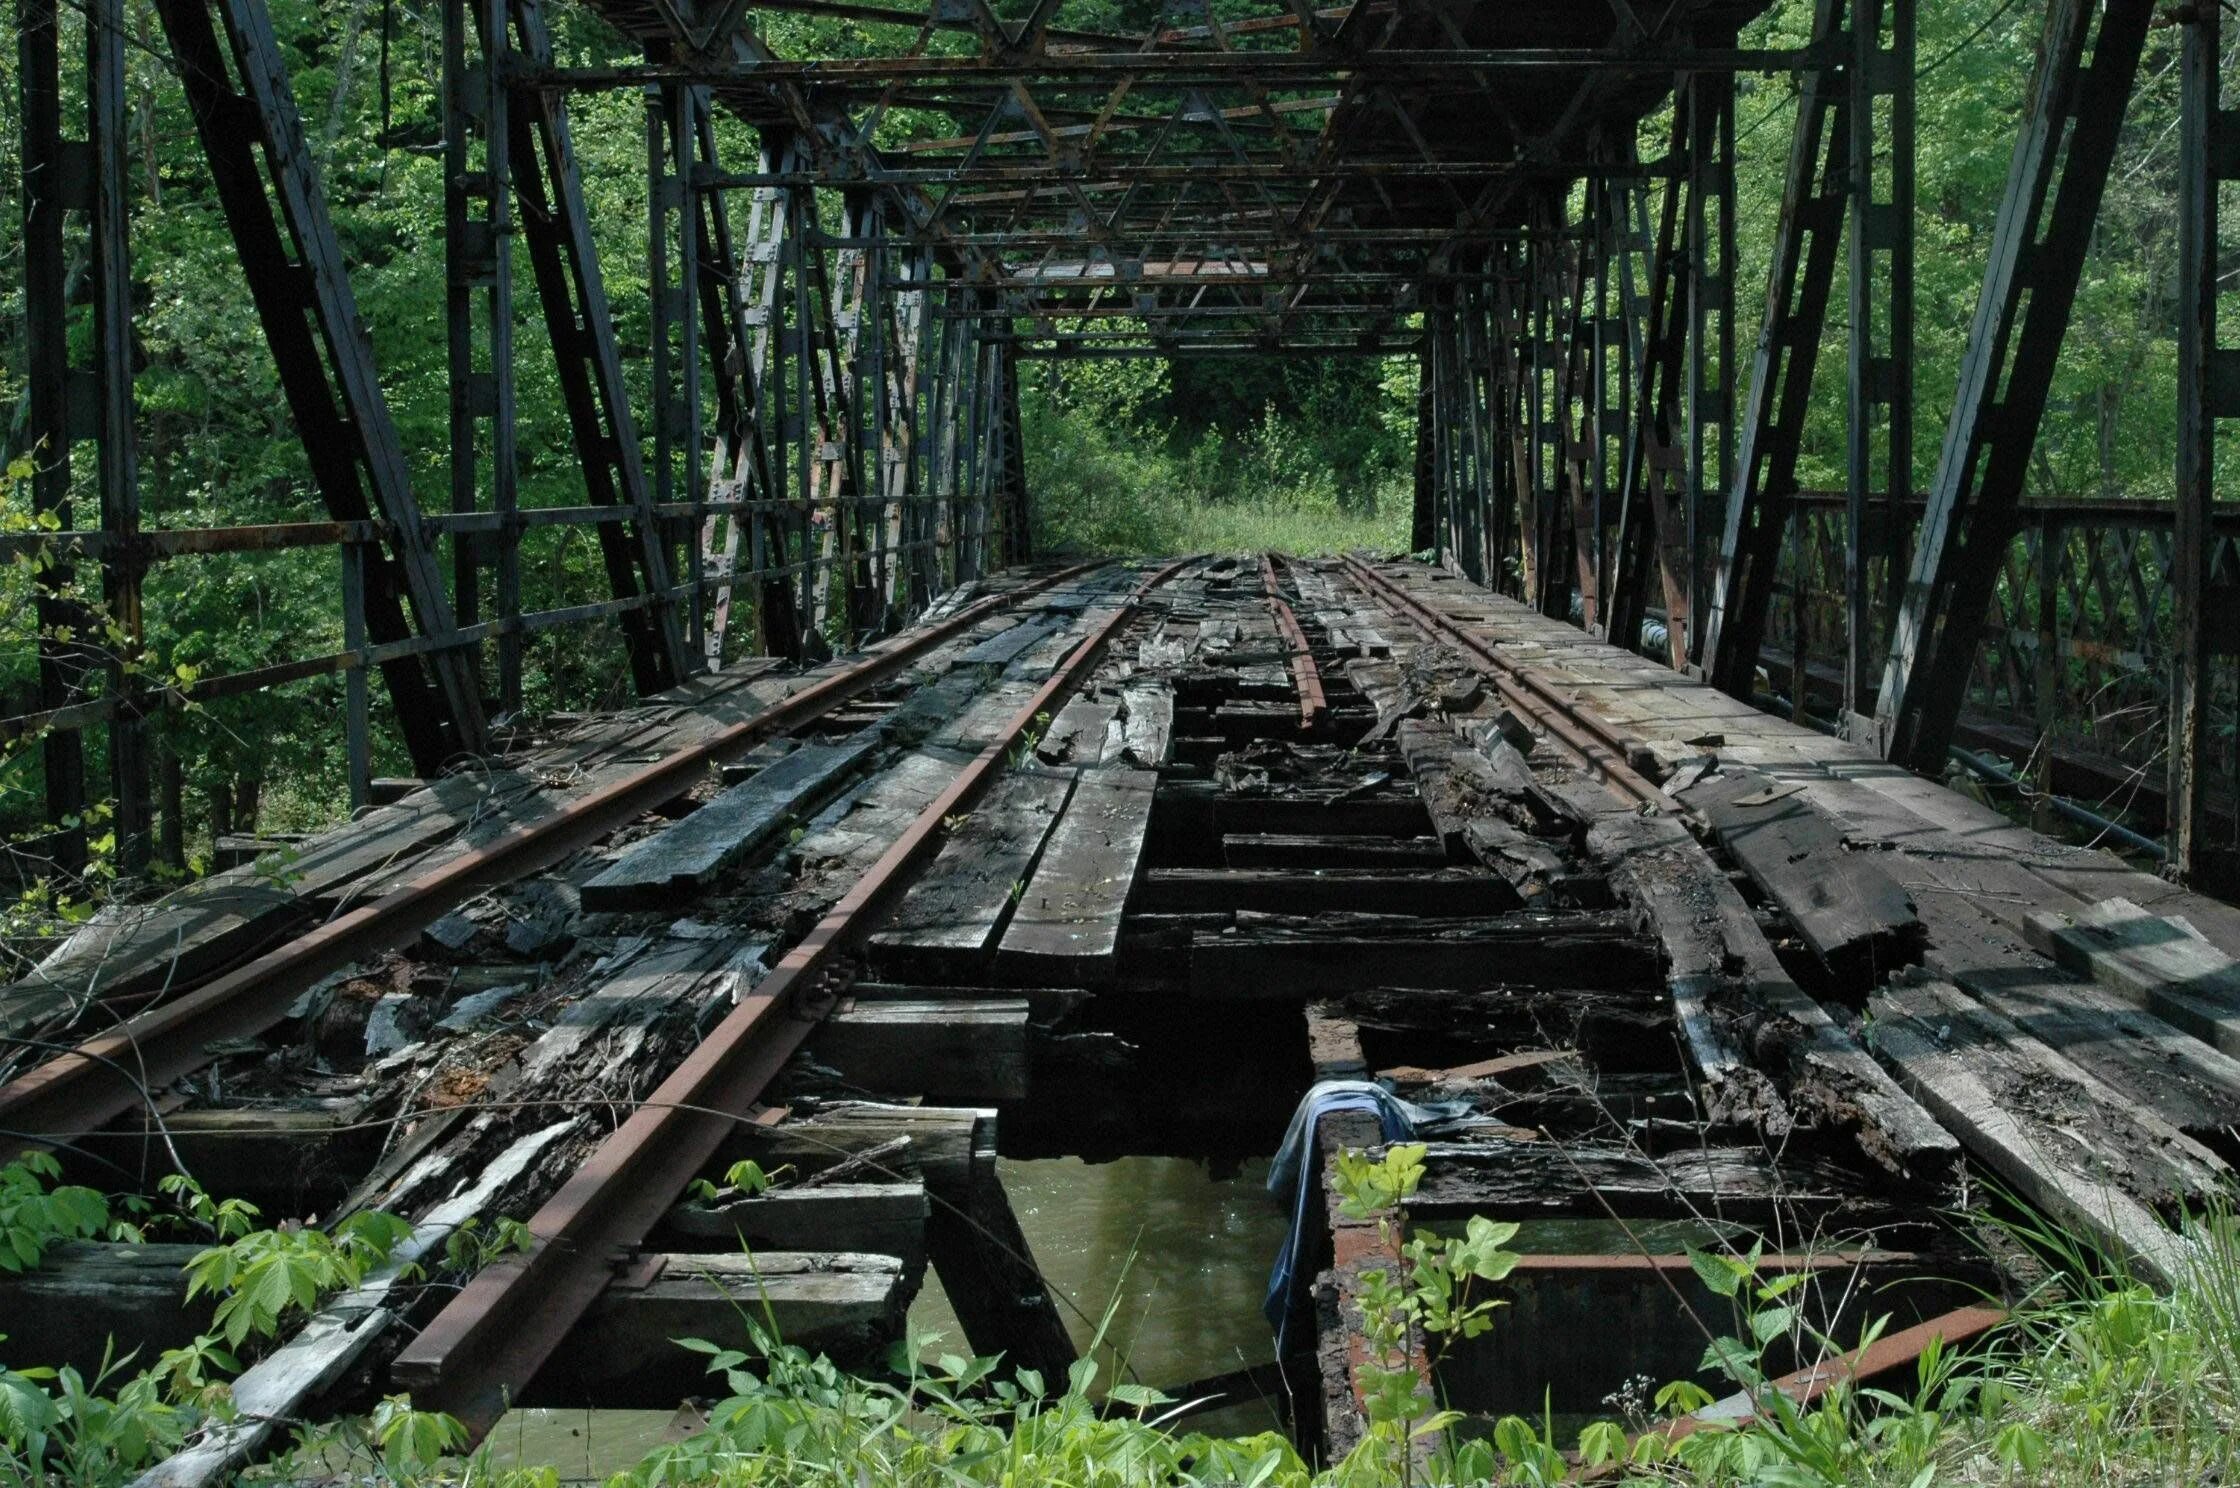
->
1688;1247;1743;1298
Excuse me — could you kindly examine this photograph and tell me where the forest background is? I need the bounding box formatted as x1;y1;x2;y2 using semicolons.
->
0;0;2224;925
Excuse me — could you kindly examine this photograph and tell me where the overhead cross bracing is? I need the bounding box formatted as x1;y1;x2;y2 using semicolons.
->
554;0;1785;359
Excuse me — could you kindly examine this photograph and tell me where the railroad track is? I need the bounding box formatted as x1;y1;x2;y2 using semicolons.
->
0;561;1111;1151
393;556;1196;1427
12;549;2223;1478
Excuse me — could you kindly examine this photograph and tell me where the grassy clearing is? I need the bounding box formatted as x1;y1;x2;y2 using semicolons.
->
1023;395;1411;560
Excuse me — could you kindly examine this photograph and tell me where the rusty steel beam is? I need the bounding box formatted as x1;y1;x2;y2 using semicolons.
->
1647;1304;2005;1452
1702;0;1847;699
0;564;1105;1155
2170;0;2237;888
1260;552;1328;731
523;45;1830;90
1875;0;2154;770
393;557;1196;1434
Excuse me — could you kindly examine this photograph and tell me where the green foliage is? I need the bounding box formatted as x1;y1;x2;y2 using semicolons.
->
184;1209;414;1346
0;1155;111;1275
614;1321;1321;1488
439;1215;536;1275
1023;391;1411;560
0;1345;194;1488
0;1163;482;1488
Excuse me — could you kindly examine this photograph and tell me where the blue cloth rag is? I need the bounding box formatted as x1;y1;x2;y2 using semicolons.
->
1262;1079;1479;1351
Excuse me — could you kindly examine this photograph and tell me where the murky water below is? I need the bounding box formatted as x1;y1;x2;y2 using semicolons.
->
480;1154;1293;1476
914;1155;1293;1431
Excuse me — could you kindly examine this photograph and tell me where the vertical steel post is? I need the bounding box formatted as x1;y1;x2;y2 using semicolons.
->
444;0;518;711
342;538;371;811
90;0;146;871
1411;338;1437;558
1844;0;1915;738
18;0;89;872
647;73;703;663
1876;0;2154;770
2173;0;2236;883
1685;63;1736;667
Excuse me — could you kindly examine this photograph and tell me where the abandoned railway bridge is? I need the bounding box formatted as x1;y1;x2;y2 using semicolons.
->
5;0;2240;1473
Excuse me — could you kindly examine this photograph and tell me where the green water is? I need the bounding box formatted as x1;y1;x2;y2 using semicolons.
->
913;1155;1293;1431
480;1154;1293;1476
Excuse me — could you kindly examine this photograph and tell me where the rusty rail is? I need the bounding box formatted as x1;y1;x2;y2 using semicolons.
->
1259;551;1328;732
0;563;1106;1153
393;556;1197;1433
1337;554;1666;809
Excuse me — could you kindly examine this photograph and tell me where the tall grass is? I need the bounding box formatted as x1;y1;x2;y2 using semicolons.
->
1023;397;1412;560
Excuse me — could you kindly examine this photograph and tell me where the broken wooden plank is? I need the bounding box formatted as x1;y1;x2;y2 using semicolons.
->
959;616;1057;667
996;768;1157;985
722;1102;987;1190
1222;832;1452;869
661;1181;929;1272
2023;897;2240;1059
582;737;876;910
541;1251;908;1406
1950;967;2240;1140
0;1242;212;1380
1119;685;1174;768
1395;718;1478;855
1686;770;1925;990
1866;976;2204;1284
1188;912;1660;997
1035;696;1117;765
806;998;1030;1103
866;768;1076;978
1136;866;1515;917
131;1120;576;1488
1402;1136;1860;1225
1586;810;1958;1181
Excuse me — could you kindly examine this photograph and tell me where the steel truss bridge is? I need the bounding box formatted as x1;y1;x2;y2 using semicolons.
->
8;0;2240;882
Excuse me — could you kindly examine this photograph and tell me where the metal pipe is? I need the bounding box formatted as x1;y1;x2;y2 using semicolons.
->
1947;746;2167;862
1762;686;2168;861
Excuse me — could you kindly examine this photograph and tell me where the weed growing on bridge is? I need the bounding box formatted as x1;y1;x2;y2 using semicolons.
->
10;1151;2240;1486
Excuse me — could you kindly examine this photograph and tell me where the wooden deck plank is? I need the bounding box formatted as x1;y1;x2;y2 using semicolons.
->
997;768;1157;985
580;737;876;910
867;768;1078;977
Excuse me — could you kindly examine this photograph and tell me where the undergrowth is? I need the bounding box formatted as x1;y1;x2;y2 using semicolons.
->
1023;396;1410;559
6;1152;2240;1486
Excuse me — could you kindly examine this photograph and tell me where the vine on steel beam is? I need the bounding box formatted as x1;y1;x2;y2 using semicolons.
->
86;0;145;867
152;0;487;773
2171;0;2239;888
648;69;707;658
1875;0;2154;771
